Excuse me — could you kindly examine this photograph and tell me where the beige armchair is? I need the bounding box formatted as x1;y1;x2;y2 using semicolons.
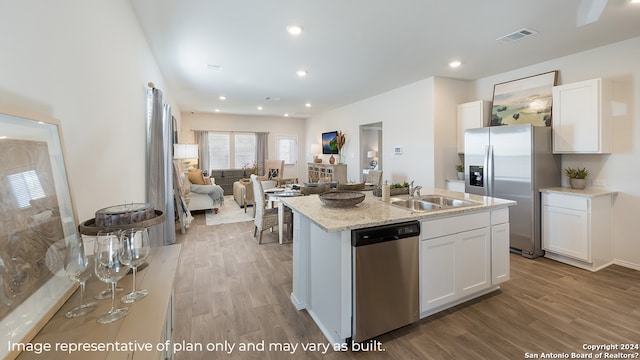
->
257;159;284;180
233;178;254;212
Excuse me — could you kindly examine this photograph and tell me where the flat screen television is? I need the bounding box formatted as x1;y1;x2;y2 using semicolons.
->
321;131;339;154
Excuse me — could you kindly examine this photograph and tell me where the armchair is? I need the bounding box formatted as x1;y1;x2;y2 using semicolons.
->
257;159;284;181
234;159;284;212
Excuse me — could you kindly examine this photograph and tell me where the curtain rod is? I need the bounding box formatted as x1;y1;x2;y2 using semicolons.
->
190;129;269;134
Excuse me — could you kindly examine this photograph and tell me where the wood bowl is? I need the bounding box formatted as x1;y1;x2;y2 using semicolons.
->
319;191;365;208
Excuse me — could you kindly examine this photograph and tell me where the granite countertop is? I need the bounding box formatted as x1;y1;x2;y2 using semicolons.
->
540;187;618;198
280;187;516;232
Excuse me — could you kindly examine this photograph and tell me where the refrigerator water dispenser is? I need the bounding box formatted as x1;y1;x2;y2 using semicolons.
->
469;165;484;187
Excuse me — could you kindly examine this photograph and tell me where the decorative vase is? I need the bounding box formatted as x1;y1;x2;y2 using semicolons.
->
329;154;335;164
570;178;587;190
338;150;345;164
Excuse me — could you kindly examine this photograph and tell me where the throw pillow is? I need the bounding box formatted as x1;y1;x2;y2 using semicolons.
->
268;168;279;180
188;168;206;185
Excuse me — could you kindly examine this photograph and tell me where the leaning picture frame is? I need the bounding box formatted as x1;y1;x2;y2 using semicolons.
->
0;107;78;359
490;70;558;127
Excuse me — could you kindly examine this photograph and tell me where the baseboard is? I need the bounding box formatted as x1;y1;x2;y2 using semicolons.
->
613;259;640;271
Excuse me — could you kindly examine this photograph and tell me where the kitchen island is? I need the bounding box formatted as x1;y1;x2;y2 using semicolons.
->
280;188;515;344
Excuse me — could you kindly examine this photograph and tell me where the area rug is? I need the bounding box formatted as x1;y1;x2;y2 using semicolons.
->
205;196;253;225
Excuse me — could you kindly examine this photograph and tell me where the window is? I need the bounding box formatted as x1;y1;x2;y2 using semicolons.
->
207;132;257;170
8;170;46;208
276;135;297;165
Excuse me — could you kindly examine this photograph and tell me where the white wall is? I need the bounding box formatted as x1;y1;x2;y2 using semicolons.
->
472;36;640;269
180;112;307;180
0;0;178;223
307;77;468;187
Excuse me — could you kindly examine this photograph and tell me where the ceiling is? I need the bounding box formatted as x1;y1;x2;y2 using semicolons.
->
130;0;640;119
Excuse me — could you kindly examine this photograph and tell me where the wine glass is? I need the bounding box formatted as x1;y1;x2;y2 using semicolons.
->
94;229;123;300
119;228;150;303
64;238;97;318
94;230;130;324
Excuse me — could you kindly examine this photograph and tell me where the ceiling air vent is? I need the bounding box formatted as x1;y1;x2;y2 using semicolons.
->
496;28;538;43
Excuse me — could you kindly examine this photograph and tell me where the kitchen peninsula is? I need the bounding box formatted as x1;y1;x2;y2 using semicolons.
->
281;189;515;344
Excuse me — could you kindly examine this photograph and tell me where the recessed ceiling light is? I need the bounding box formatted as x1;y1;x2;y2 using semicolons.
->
296;70;308;77
287;25;303;35
631;0;640;3
284;113;289;117
449;61;461;68
257;106;263;110
219;96;226;101
305;103;311;108
214;109;220;112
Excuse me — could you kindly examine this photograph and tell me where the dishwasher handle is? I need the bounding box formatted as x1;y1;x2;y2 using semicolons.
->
351;221;420;247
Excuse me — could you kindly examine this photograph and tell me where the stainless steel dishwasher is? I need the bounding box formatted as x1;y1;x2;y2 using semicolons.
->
351;220;420;342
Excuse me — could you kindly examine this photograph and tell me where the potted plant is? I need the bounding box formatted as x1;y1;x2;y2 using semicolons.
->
456;164;464;180
389;181;410;196
564;166;589;190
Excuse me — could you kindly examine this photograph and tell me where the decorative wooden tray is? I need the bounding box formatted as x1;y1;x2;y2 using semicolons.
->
78;210;165;235
319;191;365;208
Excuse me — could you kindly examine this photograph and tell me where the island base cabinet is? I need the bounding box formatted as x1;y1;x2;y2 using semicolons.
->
491;207;510;285
420;213;494;317
491;222;510;285
421;235;457;310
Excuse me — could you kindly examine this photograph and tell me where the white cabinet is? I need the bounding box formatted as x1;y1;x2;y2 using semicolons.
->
542;190;614;271
445;179;465;192
420;212;492;315
552;78;611;154
490;208;510;285
307;163;347;183
457;100;489;153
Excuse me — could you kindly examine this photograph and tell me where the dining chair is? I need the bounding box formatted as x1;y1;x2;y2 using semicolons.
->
365;170;383;187
250;174;292;244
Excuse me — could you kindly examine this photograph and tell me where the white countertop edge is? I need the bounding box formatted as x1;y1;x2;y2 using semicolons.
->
282;188;516;232
540;187;618;198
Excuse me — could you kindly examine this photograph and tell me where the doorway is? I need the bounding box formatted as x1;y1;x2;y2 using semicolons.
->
359;122;382;182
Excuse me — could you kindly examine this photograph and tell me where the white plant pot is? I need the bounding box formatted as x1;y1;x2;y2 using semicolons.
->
570;178;587;190
457;172;465;180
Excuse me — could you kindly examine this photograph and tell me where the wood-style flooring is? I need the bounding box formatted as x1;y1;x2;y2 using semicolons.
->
173;212;640;359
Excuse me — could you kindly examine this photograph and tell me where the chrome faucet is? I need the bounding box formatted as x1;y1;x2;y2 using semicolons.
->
409;181;422;199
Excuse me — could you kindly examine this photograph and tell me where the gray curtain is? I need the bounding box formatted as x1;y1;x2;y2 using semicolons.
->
256;132;268;175
194;130;210;174
146;87;176;246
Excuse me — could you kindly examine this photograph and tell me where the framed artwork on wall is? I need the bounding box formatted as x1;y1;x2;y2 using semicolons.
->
0;107;79;359
490;70;558;127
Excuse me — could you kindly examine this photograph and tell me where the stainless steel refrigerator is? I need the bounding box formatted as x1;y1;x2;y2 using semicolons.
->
464;124;560;258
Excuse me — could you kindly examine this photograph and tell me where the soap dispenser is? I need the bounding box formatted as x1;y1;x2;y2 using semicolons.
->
382;180;390;202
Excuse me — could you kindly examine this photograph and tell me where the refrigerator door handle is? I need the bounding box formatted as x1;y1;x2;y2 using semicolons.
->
485;145;493;197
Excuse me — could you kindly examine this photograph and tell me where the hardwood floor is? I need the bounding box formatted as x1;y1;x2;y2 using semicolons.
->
173;213;640;359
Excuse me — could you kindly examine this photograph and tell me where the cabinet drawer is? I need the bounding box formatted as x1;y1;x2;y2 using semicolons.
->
421;211;489;240
491;208;509;225
543;193;589;211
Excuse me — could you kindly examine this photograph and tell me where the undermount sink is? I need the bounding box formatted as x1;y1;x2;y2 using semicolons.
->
391;199;442;212
391;195;479;212
419;195;477;208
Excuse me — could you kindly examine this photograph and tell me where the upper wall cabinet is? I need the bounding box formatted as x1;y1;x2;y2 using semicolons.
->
457;100;489;154
552;78;611;154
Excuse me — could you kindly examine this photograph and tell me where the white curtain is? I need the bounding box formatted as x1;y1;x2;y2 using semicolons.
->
146;87;176;246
